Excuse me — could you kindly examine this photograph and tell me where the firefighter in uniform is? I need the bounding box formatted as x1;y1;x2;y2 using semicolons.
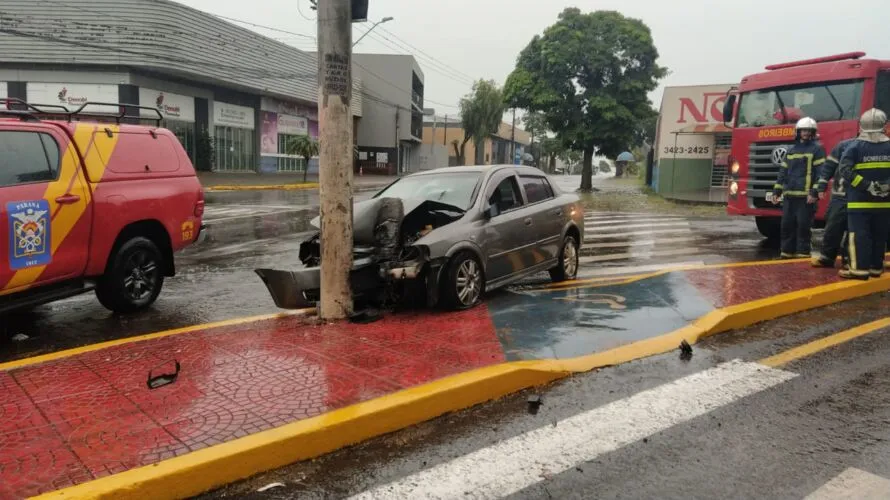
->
811;138;856;268
837;108;890;280
772;117;826;258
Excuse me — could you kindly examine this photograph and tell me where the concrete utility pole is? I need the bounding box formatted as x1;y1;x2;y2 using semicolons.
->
317;0;353;320
510;108;516;164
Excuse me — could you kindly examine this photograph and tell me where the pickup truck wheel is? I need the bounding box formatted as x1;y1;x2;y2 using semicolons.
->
96;237;165;313
549;235;579;283
441;251;484;311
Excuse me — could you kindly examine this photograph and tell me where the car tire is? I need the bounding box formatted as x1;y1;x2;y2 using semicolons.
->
549;234;580;282
440;251;484;311
755;216;781;240
95;237;165;313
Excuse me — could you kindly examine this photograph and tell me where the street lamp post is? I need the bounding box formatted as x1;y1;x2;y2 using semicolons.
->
353;16;393;47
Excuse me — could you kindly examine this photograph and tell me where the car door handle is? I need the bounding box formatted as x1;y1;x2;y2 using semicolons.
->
55;194;81;204
524;217;533;226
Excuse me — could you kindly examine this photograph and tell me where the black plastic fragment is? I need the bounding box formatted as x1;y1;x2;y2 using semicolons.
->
147;360;181;390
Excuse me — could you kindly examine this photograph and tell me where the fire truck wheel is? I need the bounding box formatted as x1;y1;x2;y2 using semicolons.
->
755;216;781;240
96;237;165;313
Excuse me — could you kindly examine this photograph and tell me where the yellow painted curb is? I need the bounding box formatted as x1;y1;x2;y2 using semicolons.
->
31;275;890;500
204;182;319;192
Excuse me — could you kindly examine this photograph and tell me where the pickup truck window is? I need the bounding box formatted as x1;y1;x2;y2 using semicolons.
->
0;131;60;187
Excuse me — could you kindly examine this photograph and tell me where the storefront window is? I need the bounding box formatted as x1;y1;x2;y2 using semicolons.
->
167;121;195;161
276;133;307;172
214;126;255;172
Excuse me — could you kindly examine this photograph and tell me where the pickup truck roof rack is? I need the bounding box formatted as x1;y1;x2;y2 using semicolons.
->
0;98;165;125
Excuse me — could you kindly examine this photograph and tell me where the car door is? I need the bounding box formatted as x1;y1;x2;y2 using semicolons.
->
480;172;535;282
0;124;92;296
518;174;563;263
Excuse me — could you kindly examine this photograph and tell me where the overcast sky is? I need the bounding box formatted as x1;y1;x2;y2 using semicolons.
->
177;0;883;115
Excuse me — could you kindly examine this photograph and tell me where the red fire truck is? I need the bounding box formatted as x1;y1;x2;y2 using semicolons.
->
723;52;890;239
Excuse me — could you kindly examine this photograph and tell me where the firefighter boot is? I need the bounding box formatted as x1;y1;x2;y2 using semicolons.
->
839;268;870;280
811;255;834;268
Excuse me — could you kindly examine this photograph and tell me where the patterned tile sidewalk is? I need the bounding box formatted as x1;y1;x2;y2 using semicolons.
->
0;259;882;498
0;308;502;499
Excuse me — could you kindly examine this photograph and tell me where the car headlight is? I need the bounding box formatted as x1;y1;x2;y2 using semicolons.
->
731;162;740;174
729;181;739;195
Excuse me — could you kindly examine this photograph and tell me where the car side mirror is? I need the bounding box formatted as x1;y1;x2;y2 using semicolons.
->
485;204;500;219
723;94;736;126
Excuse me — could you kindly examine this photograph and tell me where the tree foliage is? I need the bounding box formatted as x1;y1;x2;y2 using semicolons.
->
286;135;320;182
522;111;548;167
504;8;666;190
453;80;506;166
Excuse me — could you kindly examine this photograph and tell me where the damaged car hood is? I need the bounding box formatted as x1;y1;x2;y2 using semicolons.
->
310;197;465;245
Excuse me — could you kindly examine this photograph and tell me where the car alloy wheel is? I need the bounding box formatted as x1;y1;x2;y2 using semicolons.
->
563;238;578;278
455;258;482;306
122;250;160;301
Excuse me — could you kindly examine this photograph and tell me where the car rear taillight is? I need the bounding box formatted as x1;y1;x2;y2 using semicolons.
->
194;191;205;217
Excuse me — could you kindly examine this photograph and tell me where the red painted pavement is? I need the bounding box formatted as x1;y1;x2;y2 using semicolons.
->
684;262;845;309
0;307;502;499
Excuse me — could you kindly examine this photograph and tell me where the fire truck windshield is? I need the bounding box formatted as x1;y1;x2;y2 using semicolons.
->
736;80;864;127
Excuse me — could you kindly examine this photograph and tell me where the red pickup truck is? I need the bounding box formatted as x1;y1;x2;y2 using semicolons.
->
0;100;204;314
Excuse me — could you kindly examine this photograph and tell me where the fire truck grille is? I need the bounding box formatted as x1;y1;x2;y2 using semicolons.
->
748;141;795;207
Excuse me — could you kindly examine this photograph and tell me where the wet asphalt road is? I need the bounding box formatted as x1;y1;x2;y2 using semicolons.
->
4;176;775;362
206;292;890;499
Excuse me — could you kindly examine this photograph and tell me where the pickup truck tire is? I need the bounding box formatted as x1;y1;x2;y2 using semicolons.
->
95;237;165;313
440;251;484;311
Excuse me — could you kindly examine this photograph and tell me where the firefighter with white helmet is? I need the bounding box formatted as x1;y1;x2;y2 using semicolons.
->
772;117;827;258
836;108;890;279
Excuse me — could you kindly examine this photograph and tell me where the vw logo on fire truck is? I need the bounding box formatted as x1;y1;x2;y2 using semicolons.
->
771;147;788;166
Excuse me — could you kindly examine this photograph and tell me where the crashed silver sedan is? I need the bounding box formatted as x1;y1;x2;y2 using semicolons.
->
256;165;584;311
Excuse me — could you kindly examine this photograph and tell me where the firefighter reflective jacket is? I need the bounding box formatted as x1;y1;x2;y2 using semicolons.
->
816;139;856;199
774;139;826;197
838;139;890;211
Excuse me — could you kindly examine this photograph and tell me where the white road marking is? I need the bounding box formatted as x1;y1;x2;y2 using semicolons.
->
350;361;796;500
805;467;890;499
575;261;706;277
579;247;706;264
584;228;692;241
586;221;690;232
584;217;687;226
582;236;702;249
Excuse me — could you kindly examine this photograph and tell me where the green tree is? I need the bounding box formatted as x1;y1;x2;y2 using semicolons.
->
598;160;612;174
286;135;319;182
504;8;666;191
540;136;564;173
634;108;659;148
522;111;548;167
454;80;506;166
194;128;215;172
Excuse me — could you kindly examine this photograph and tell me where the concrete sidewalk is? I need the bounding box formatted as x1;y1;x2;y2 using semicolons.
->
198;172;397;192
3;258;890;499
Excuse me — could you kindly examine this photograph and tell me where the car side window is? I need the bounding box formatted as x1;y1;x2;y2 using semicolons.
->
488;176;523;213
0;131;60;187
520;175;554;204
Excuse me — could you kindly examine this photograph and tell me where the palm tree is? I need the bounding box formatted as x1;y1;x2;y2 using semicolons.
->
286;135;320;182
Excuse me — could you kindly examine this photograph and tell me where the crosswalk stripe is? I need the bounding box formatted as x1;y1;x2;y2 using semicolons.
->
585;221;690;232
581;236;702;250
580;247;706;264
584;228;691;241
584;217;687;226
349;361;796;500
805;468;890;499
573;260;707;277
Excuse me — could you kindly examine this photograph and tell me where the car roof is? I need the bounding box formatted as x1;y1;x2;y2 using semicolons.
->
409;165;547;177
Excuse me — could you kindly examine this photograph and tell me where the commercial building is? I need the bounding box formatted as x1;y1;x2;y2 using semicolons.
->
652;84;734;202
422;115;531;167
0;0;364;174
353;54;425;175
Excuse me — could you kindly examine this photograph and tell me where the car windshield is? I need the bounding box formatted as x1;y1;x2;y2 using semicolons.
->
375;172;481;211
736;80;864;127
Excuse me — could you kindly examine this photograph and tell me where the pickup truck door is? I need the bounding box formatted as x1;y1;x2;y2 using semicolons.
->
0;124;92;296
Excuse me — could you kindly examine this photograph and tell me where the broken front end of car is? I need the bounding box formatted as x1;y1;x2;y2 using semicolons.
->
255;197;464;310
